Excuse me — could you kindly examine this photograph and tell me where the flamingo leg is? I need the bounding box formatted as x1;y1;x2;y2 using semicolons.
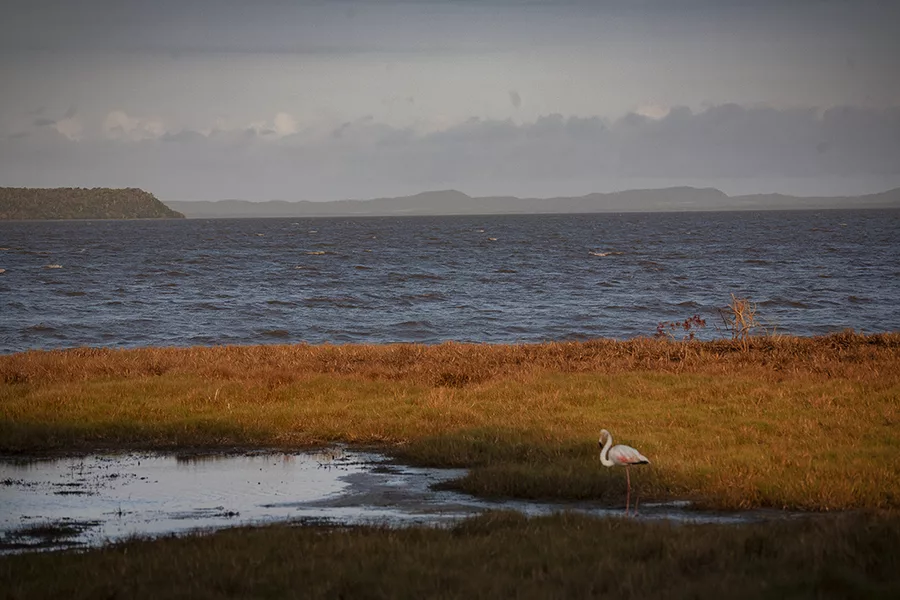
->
625;465;631;516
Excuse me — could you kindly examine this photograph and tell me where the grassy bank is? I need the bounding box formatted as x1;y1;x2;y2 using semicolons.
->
2;333;898;510
2;512;898;599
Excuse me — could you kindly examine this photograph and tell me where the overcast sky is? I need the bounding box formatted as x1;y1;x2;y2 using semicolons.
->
1;0;898;200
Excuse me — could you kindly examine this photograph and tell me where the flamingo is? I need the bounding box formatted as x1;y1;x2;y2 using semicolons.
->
599;429;650;515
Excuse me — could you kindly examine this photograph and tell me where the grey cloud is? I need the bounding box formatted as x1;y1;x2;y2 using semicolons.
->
509;91;521;109
29;106;77;129
160;130;207;144
2;104;898;200
3;0;898;56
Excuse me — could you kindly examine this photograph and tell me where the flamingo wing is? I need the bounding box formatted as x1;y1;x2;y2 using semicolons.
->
608;444;650;466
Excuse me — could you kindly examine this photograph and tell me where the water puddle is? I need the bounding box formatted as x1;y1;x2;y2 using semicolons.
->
1;449;803;554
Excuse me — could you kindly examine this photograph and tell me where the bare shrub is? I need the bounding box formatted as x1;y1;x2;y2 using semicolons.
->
720;294;759;350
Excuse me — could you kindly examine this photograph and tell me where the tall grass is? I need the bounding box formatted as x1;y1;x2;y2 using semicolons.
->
2;512;898;599
1;333;898;510
2;331;896;386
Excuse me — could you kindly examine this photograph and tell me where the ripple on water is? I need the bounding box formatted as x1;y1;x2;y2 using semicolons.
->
265;300;296;307
674;301;702;308
258;329;291;338
193;302;226;311
759;299;810;309
302;296;367;309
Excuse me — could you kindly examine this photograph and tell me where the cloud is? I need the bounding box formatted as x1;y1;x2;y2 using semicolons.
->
102;110;166;141
54;116;83;141
28;106;83;140
634;104;670;120
272;112;299;137
4;0;898;58
509;90;521;109
2;104;898;200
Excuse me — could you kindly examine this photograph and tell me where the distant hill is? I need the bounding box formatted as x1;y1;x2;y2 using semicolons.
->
168;186;900;218
0;188;185;220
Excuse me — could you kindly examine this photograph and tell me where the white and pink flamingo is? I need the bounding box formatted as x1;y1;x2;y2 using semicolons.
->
599;429;650;516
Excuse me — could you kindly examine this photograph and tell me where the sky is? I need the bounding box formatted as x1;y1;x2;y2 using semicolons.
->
1;0;899;201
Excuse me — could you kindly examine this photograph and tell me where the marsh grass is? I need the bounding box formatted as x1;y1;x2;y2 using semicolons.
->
0;520;96;553
1;333;898;510
1;512;898;599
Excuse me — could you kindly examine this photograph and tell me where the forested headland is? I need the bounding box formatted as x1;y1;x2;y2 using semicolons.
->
0;187;184;220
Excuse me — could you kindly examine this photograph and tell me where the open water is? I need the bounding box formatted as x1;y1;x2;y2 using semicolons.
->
1;210;898;353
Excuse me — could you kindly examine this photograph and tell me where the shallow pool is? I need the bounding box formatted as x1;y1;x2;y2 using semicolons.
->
0;448;804;553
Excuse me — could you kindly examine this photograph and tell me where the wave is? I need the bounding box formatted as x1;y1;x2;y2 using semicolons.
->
195;302;227;311
675;301;701;308
259;329;291;338
758;299;810;309
400;292;446;303
637;260;663;271
393;320;434;329
388;272;445;282
303;296;366;309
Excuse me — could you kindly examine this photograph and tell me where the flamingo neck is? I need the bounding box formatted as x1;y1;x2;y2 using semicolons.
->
599;432;615;467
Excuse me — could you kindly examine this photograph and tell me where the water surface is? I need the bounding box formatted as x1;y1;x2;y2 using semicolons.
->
1;450;802;553
1;210;898;352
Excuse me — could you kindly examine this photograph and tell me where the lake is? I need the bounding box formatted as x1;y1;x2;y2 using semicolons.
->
1;210;898;353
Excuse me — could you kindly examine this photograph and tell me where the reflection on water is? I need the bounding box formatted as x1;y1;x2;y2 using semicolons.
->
0;450;363;553
1;449;806;554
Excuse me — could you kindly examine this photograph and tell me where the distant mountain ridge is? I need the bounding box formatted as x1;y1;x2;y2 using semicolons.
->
0;187;184;220
167;186;900;218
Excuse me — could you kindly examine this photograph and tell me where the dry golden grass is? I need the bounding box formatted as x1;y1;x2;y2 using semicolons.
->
1;332;898;510
2;330;897;386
